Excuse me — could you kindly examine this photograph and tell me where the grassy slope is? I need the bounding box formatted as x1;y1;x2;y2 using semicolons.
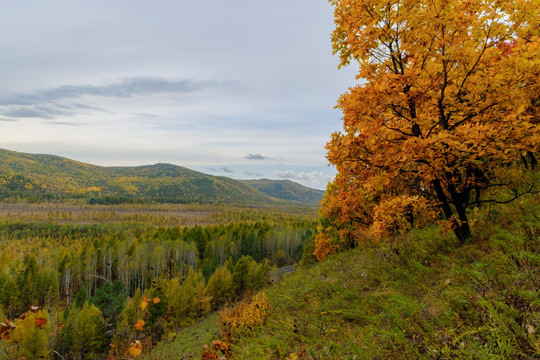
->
0;149;281;205
150;194;539;359
240;179;325;206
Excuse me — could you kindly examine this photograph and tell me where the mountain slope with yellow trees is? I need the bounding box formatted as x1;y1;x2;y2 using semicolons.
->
0;148;316;205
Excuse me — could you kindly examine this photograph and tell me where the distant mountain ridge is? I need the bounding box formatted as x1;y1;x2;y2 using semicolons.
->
240;179;324;205
0;149;321;205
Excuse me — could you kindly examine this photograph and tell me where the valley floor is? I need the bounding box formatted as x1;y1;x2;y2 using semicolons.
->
0;202;318;226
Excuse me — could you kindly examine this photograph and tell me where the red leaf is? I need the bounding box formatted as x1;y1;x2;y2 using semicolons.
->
35;318;47;329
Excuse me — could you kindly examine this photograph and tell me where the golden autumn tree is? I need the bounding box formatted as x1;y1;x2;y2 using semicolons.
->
316;0;539;257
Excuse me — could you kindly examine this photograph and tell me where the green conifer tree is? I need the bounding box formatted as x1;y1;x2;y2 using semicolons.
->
206;265;234;309
70;303;106;360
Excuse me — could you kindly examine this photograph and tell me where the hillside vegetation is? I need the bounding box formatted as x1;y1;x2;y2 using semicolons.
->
241;180;324;206
0;149;319;205
0;204;319;359
149;194;539;359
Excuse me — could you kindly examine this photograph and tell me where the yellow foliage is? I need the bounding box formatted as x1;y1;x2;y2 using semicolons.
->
127;340;143;357
218;291;271;341
313;230;338;261
7;310;51;359
371;196;437;236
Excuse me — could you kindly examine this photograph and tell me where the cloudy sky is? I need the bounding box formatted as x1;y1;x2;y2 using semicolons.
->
0;1;357;189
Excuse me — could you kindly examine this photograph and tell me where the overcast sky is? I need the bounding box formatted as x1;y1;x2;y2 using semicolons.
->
0;1;357;189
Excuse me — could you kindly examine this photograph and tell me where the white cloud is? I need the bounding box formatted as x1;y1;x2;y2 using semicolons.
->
275;170;332;190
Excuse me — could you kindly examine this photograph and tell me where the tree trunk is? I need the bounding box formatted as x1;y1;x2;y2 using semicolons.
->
432;179;472;244
452;200;472;243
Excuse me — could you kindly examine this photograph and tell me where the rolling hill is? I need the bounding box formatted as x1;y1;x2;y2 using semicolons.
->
0;149;319;205
240;179;324;205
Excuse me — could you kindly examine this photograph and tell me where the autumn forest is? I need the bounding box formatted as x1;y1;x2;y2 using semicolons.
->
0;203;318;359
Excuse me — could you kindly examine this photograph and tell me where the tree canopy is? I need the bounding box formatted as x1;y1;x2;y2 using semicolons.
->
316;0;539;257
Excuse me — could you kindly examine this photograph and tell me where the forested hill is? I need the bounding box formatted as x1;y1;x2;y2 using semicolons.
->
240;179;324;205
0;149;315;205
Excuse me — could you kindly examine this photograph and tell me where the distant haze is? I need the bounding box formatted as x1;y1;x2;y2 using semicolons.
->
0;1;357;190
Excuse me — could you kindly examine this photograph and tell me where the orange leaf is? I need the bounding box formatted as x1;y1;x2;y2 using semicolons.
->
134;319;145;331
139;300;149;311
152;297;160;304
201;349;217;359
34;318;47;329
